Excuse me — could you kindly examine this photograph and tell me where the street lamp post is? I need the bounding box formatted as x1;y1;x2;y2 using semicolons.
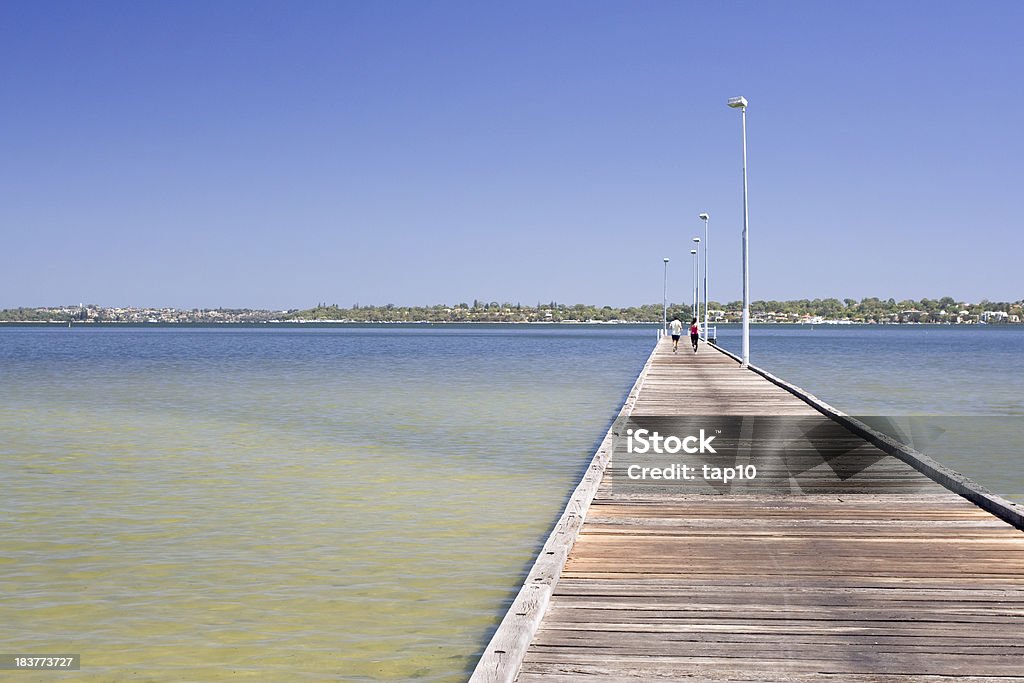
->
699;213;709;341
662;257;670;335
690;248;698;324
692;237;700;326
728;96;750;368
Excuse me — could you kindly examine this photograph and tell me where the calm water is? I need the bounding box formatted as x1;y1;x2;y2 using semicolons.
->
1;324;1022;681
0;326;654;681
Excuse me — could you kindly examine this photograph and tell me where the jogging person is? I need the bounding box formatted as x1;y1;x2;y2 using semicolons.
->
669;316;683;353
689;318;700;353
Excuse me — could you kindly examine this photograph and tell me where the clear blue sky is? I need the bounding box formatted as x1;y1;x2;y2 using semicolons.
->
2;1;1021;310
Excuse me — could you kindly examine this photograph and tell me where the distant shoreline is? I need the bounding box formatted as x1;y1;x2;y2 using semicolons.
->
4;298;1021;325
1;320;1018;328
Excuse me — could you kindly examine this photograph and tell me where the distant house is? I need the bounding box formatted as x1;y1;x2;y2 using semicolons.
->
981;310;1009;323
899;309;924;323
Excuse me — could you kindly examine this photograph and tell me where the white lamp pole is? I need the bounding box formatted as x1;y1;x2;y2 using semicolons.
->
699;213;709;341
692;237;700;326
690;248;698;322
662;257;670;334
728;96;750;368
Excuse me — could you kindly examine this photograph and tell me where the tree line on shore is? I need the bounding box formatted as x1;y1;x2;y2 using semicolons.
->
287;296;1022;323
2;296;1021;324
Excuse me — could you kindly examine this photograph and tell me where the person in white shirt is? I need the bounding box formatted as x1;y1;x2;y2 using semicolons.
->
669;316;683;353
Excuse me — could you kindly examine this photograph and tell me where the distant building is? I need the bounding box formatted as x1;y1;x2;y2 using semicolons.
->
981;310;1009;323
899;309;924;323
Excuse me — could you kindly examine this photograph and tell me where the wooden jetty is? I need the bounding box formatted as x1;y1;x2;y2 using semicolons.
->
472;337;1024;682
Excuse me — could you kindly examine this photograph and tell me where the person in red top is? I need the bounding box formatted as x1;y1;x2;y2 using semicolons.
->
689;318;700;353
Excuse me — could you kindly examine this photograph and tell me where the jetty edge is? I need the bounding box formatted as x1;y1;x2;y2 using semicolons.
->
469;335;1024;682
709;341;1024;530
468;337;660;680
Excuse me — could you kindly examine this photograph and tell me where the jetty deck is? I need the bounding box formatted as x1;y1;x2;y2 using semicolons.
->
472;338;1024;682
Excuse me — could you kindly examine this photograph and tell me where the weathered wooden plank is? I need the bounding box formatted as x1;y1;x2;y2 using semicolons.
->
528;639;1024;658
533;629;1024;647
517;664;1022;683
520;650;1024;677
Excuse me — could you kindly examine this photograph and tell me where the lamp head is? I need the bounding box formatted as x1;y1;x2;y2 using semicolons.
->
692;237;700;243
698;213;709;221
663;257;670;263
690;249;697;255
727;96;748;109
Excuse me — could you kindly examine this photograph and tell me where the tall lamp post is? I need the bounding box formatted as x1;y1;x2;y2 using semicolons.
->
692;237;701;326
662;257;670;334
699;213;709;341
690;248;698;323
728;95;750;368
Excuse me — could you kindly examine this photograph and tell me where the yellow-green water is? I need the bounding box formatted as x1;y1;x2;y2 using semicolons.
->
0;326;654;681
